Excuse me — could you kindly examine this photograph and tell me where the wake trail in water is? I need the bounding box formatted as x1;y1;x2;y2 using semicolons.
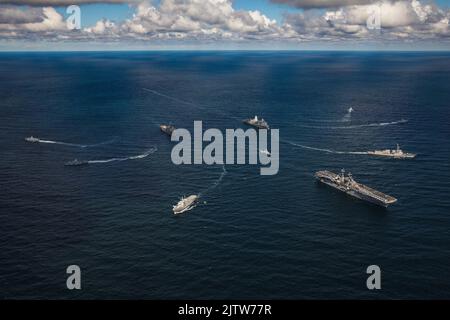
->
199;165;227;198
307;107;354;123
309;118;349;123
283;140;368;155
26;137;117;148
142;88;241;122
87;147;158;164
297;119;408;129
143;88;197;107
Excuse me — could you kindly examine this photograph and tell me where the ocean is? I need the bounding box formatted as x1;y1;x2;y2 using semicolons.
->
1;51;450;299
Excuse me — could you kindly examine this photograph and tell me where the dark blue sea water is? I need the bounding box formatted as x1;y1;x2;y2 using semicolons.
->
1;51;450;299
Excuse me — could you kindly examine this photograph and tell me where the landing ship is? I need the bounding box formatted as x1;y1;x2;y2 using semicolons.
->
315;169;397;207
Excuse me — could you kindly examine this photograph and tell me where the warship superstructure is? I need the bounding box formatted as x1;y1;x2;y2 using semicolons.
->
367;144;416;159
315;169;397;207
243;116;270;129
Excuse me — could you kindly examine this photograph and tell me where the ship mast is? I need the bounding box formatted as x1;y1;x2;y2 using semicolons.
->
340;169;345;184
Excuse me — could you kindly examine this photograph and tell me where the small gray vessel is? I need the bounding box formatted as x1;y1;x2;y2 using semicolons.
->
25;136;39;143
65;159;89;166
160;124;175;137
243;116;270;129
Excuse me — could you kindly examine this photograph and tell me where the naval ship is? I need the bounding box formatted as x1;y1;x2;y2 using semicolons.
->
367;144;416;159
65;159;89;166
25;136;39;143
160;124;175;137
315;169;397;207
173;195;199;214
243;116;270;129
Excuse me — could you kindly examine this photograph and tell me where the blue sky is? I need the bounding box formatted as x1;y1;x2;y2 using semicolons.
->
2;0;450;50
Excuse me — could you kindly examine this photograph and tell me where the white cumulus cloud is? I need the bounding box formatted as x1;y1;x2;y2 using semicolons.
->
0;0;449;45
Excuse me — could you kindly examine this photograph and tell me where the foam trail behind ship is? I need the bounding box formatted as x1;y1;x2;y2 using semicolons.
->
296;119;408;129
199;165;227;198
142;88;241;121
27;137;117;148
87;147;157;164
283;140;368;155
143;88;197;107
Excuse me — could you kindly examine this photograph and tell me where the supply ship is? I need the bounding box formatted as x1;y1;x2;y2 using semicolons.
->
315;169;397;207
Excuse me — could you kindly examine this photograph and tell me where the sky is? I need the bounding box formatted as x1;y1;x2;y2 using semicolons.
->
1;0;450;51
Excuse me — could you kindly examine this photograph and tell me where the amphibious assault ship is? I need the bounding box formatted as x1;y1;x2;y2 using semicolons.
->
315;169;397;207
160;124;175;137
367;144;416;159
243;116;270;129
173;195;199;214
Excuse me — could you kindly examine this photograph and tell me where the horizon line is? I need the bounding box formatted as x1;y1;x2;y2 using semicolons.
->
1;49;450;53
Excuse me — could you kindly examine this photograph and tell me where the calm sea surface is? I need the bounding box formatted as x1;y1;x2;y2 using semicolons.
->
1;51;450;299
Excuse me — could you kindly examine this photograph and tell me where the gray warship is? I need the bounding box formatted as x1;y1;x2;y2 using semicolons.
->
65;159;89;166
25;136;39;143
315;169;397;207
367;144;416;159
160;124;175;137
243;116;270;129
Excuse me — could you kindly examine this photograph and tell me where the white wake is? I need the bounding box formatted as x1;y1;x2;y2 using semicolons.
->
296;119;408;129
142;88;241;121
26;137;116;148
199;165;227;198
87;147;158;164
284;140;368;155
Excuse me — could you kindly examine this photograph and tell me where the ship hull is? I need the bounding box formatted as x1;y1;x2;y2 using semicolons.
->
347;189;391;207
315;172;397;208
65;160;89;166
367;152;416;159
173;195;198;214
243;120;269;130
317;178;391;207
160;125;175;137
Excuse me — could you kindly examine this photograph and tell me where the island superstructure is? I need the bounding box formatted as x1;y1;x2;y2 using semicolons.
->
367;144;416;159
315;169;397;207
